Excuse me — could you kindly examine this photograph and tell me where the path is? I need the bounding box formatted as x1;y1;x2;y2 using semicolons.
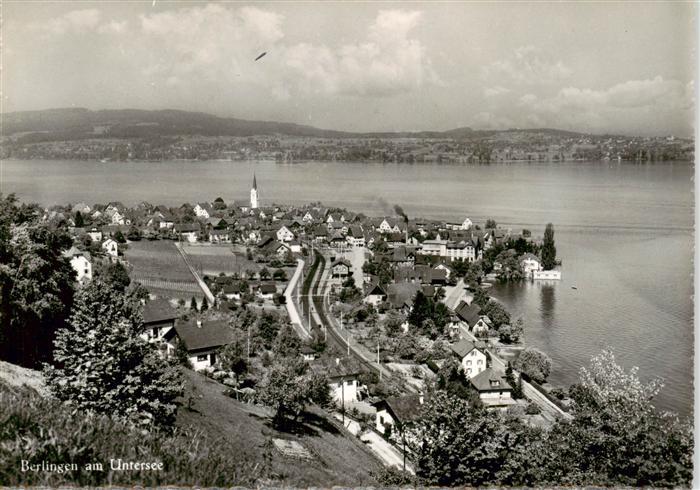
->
444;278;467;310
174;242;215;305
359;431;415;474
284;258;310;339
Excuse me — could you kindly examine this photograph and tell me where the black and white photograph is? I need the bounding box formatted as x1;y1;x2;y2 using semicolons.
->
0;1;696;488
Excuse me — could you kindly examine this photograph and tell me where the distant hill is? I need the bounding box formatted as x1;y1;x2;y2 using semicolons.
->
0;107;588;141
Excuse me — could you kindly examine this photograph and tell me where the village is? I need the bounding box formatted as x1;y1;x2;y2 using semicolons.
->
47;174;568;471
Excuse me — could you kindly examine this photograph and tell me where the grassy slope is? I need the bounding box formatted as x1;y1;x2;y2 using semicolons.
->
177;369;382;487
0;361;381;486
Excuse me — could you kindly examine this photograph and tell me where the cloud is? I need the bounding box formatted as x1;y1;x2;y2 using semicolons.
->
97;20;128;34
282;9;441;97
483;85;511;97
29;8;101;34
517;76;692;134
482;45;572;86
138;4;284;82
28;9;129;36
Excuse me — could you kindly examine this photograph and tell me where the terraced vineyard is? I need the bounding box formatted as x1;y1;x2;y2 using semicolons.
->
124;240;203;300
181;244;257;276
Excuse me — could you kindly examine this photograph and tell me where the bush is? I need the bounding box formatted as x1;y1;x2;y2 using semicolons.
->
525;402;541;415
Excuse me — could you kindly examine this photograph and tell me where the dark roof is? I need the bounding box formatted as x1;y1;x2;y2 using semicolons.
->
470;368;512;392
365;282;387;297
174;320;235;352
455;300;482;326
374;394;423;424
331;258;351;268
142;299;178;325
258;283;277;294
450;339;485;358
386;282;421;309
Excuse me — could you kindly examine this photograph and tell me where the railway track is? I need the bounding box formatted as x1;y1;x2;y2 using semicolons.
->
305;251;380;377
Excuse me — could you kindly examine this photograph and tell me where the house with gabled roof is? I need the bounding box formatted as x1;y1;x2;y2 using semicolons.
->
170;319;236;371
194;202;214;219
469;367;514;406
374;394;423;437
454;300;490;334
450;338;488;379
331;258;351;278
308;357;367;405
363;281;387;306
63;246;92;284
141;298;178;345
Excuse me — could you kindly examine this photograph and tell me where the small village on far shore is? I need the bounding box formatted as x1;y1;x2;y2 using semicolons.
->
36;173;569;471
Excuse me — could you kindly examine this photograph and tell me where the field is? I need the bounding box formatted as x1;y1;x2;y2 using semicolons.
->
124;240;203;300
181;244;295;281
181;243;258;277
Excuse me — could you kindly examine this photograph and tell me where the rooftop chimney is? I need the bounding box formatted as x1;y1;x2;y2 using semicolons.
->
419;391;424;405
196;320;202;328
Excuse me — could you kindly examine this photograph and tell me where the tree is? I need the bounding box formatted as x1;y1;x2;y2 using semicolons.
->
272;268;287;281
538;349;692;487
74;211;84;227
259;267;270;280
505;362;523;399
0;194;75;368
104;261;131;291
383;310;405;337
219;332;248;382
201;296;209;312
258;311;282;348
471;287;490;308
273;323;301;358
44;279;182;428
541;223;556;270
114;230;126;244
482;300;511;329
514;347;551;383
407;391;519;486
499;318;523;344
127;226;142;241
485;219;497;229
189;296;198;311
257;360;324;428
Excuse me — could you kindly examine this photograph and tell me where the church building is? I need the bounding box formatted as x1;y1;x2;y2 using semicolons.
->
250;174;259;209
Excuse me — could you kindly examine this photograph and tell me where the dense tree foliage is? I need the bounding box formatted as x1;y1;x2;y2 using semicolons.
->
218;330;248;382
408;291;449;339
0;194;75;368
409;350;692;488
44;279;183;428
514;347;551;383
541;223;556;270
257;359;330;427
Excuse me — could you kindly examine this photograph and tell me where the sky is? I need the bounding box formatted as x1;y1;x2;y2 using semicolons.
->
1;1;696;137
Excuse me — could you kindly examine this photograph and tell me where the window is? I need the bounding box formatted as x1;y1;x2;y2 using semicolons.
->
197;355;207;362
379;416;385;425
466;360;472;366
477;360;483;365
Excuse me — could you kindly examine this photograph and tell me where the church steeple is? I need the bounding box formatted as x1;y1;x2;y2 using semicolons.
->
250;173;259;209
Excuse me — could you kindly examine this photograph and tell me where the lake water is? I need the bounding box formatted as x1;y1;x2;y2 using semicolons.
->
1;158;694;416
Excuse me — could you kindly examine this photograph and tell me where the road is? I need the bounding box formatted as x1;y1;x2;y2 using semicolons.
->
444;278;467;310
284;258;310;339
360;431;415;474
174;242;215;305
